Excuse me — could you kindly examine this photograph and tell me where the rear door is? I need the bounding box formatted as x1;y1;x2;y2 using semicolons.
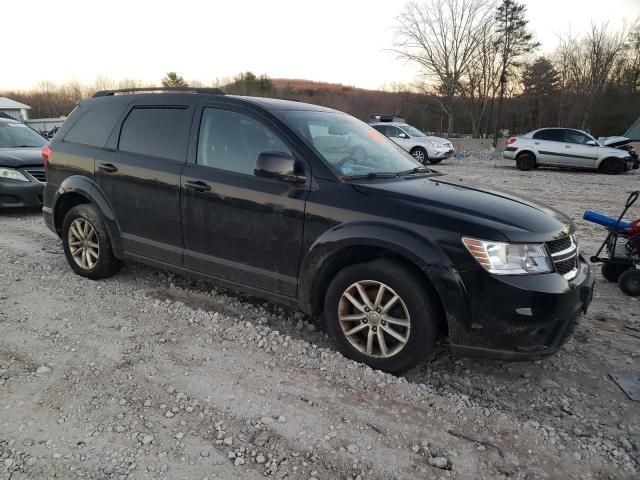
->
532;129;566;165
95;99;195;264
562;129;599;168
180;102;309;297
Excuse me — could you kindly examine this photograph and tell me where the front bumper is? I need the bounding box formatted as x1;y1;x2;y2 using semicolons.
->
430;147;454;159
0;178;45;208
447;255;594;359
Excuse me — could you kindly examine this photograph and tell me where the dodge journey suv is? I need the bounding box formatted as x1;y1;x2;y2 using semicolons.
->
42;88;595;373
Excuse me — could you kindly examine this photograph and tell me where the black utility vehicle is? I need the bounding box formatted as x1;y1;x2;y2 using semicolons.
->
43;88;595;373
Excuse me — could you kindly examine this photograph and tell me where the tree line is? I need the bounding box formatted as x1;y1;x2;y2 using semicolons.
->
1;1;638;139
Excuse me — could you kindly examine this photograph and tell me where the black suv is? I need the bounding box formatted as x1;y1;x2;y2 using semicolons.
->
42;88;595;373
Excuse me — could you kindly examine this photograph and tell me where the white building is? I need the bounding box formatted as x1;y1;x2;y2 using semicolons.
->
0;97;31;122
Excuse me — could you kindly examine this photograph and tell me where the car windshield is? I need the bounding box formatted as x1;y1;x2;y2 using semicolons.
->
399;124;426;137
279;111;422;177
0;123;47;148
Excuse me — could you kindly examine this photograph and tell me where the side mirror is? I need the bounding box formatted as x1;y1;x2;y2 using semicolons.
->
397;132;408;139
254;152;306;184
586;140;597;146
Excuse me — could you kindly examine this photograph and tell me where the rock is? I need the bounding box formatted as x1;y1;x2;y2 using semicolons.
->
223;436;233;446
428;456;448;469
540;378;561;389
128;355;141;366
234;457;245;466
143;399;152;407
347;443;359;453
256;454;266;464
4;458;15;467
228;451;236;459
200;450;210;457
253;430;270;447
411;444;420;453
142;434;154;445
36;365;51;374
260;416;274;425
277;415;286;423
175;432;184;440
165;411;174;418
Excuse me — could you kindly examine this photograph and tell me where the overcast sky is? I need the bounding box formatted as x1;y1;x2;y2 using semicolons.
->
2;0;639;90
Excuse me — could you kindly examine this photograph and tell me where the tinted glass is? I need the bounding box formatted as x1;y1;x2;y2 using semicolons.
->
533;129;563;142
385;126;402;138
400;124;426;137
0;123;46;148
119;107;191;161
279;111;421;177
64;104;124;147
564;130;593;145
372;125;387;135
197;108;291;175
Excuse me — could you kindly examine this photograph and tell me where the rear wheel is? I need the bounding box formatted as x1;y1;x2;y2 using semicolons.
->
411;147;428;165
516;152;536;171
601;262;632;282
618;269;640;297
599;158;624;175
324;259;440;374
62;204;121;279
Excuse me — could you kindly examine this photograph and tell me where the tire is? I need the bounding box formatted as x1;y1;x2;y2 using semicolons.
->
599;158;624;175
62;204;121;279
324;259;440;374
618;269;640;297
601;262;632;282
411;147;428;165
516;152;536;171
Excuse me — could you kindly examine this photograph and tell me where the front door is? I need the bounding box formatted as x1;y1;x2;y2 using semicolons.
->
95;103;194;264
562;129;599;168
181;104;308;297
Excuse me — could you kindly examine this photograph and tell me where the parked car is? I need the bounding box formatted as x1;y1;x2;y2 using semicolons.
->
370;122;453;164
504;128;637;174
0;118;47;208
42;88;594;373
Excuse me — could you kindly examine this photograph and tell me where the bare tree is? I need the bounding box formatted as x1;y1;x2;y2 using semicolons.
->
557;23;634;129
393;0;494;137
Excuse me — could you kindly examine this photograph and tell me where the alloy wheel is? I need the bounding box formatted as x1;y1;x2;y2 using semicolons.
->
338;280;411;358
412;149;425;163
68;218;99;270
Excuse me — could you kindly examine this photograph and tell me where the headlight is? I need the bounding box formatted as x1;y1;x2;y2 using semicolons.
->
0;167;29;182
462;237;552;275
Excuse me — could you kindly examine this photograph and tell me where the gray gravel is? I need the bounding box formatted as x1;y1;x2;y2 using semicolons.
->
1;151;639;479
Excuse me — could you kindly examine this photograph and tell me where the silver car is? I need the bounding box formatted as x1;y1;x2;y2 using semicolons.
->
370;122;454;164
503;128;635;174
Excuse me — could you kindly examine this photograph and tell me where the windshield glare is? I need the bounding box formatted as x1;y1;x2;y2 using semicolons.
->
0;123;47;148
400;124;426;137
280;111;422;177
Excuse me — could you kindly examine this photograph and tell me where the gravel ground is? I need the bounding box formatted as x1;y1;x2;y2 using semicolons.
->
1;152;639;480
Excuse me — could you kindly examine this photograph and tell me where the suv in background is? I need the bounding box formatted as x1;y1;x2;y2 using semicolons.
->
370;122;453;164
42;88;594;373
504;127;636;174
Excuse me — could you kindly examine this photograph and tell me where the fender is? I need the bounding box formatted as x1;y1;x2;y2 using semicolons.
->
52;175;123;256
298;221;471;330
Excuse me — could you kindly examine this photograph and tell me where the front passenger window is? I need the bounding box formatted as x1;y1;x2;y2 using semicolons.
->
197;108;291;175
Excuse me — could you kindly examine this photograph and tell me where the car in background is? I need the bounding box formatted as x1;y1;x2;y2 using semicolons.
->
370;122;453;164
504;128;637;174
0;118;47;208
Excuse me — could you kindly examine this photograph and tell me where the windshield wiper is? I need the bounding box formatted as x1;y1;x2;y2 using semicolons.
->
395;167;434;176
342;172;399;181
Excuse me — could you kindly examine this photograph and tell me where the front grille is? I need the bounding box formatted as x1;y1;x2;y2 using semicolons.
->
24;168;46;183
546;235;578;279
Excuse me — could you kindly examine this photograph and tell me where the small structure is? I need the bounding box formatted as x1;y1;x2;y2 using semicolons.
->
624;116;640;141
25;117;66;135
0;97;31;122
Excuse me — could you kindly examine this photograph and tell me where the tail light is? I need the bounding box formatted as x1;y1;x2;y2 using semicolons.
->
507;137;517;145
42;145;52;168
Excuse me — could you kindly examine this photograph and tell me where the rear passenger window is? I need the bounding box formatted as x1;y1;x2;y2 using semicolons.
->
533;129;563;142
119;107;191;161
197;108;291;175
64;104;124;147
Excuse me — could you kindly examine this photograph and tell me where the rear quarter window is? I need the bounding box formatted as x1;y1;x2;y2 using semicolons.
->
533;129;564;142
63;104;125;148
118;107;191;161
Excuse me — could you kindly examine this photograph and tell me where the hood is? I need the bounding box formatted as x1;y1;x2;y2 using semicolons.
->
599;136;632;148
415;136;451;146
352;175;573;243
0;147;44;168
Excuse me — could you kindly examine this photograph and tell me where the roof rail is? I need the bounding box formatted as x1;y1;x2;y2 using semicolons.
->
92;87;225;98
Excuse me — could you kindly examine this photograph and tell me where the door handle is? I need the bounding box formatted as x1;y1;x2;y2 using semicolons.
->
184;180;211;192
98;163;118;173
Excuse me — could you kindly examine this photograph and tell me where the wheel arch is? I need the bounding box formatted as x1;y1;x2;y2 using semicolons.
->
596;156;625;171
516;149;536;160
52;176;123;256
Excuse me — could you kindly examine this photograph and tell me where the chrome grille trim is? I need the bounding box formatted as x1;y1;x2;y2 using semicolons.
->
547;235;578;280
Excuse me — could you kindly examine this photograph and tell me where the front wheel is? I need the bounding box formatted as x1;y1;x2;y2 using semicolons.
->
324;259;440;374
600;158;625;175
62;204;121;279
618;269;640;297
411;147;428;165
